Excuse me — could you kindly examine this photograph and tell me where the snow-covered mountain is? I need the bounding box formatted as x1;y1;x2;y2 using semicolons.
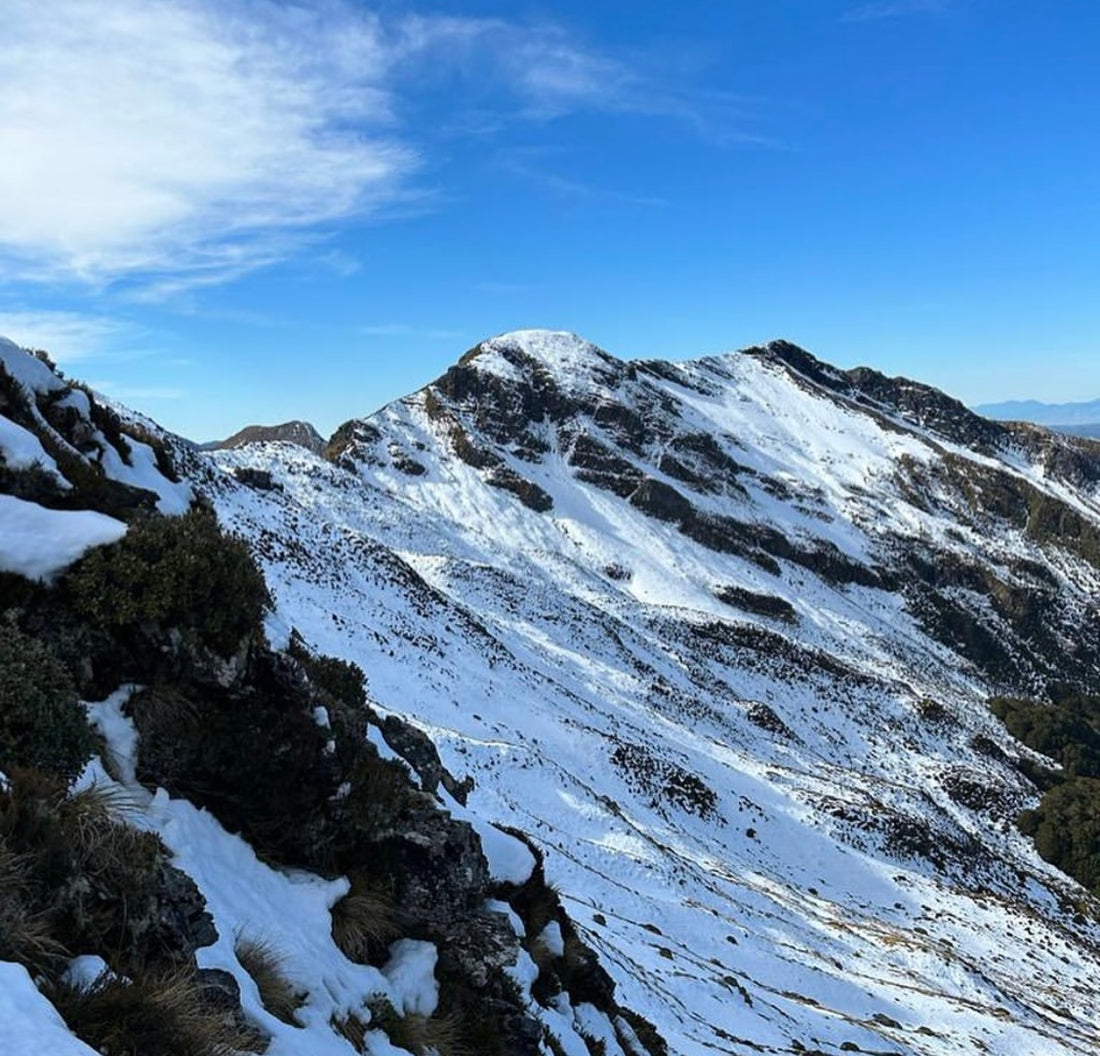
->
206;331;1100;1055
4;329;1100;1056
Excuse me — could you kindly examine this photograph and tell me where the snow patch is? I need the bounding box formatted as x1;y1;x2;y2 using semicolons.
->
0;341;66;394
63;955;115;990
0;495;126;579
380;939;438;1017
0;417;63;480
85;687;141;789
0;961;100;1056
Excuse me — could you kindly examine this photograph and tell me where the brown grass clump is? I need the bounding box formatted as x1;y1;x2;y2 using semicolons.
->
0;769;176;971
51;968;263;1056
367;997;469;1056
331;1011;369;1051
235;936;306;1025
0;838;65;970
331;876;399;964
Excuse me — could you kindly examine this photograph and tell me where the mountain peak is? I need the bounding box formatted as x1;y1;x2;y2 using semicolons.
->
462;329;622;384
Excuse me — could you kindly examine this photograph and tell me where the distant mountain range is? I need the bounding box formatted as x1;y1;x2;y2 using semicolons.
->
977;397;1100;436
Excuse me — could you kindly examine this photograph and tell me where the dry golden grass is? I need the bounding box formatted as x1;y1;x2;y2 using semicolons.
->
330;1010;368;1052
331;878;399;964
368;997;470;1056
51;967;264;1056
235;935;306;1025
0;839;64;970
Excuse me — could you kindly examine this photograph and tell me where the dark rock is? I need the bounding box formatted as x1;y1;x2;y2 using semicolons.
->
194;968;270;1052
628;479;693;523
380;714;473;804
486;466;554;512
375;807;491;928
392;454;427;476
746;702;794;739
715;586;797;624
232;467;280;491
569;434;644;497
438;910;521;990
193;968;243;1012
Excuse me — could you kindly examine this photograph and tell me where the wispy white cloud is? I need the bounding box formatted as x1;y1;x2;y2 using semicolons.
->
843;0;949;22
496;147;671;207
390;16;636;120
0;310;143;362
0;2;754;296
0;0;412;290
360;324;465;340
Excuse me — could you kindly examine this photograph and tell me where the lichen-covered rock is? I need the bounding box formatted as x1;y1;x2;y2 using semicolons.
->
379;714;473;804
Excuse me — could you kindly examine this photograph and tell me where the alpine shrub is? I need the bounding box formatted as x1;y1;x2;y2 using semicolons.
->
66;505;269;656
0;623;93;781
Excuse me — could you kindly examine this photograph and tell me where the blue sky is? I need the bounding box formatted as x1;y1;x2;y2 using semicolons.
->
0;0;1097;440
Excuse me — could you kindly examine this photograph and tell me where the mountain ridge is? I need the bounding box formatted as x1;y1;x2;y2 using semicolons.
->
5;329;1100;1055
978;396;1100;427
204;420;325;456
208;329;1100;1053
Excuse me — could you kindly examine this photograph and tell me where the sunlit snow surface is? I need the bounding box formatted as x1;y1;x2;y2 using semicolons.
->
0;495;126;579
6;330;1097;1055
200;332;1100;1055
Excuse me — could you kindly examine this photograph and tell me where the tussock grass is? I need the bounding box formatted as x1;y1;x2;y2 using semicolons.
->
330;1011;368;1051
51;968;263;1056
235;936;306;1025
368;998;470;1056
0;839;64;970
0;768;203;979
131;680;200;734
331;876;399;964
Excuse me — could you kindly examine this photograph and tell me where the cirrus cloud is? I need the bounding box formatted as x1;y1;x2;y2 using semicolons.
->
0;0;412;289
843;0;950;22
0;2;746;296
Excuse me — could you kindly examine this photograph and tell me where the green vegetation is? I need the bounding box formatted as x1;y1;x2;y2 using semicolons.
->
616;1009;669;1056
0;623;93;781
1019;779;1100;894
66;505;269;657
289;634;367;712
990;694;1100;780
128;665;334;867
991;692;1100;897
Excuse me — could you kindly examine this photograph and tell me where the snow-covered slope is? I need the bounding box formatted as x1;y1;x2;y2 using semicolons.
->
201;330;1100;1056
0;339;191;580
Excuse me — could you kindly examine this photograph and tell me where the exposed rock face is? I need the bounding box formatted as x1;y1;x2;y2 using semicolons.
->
324;330;1100;697
751;339;1010;452
13;331;1100;1056
379;713;474;803
207;329;1100;1056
